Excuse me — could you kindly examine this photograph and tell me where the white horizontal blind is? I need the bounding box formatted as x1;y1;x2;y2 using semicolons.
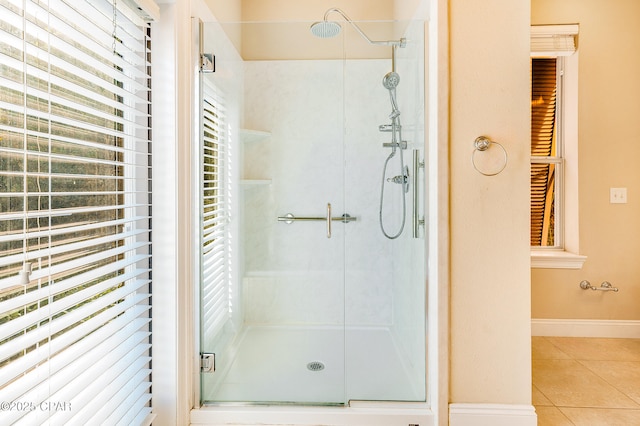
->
200;81;231;343
531;24;579;57
530;58;559;247
0;0;153;424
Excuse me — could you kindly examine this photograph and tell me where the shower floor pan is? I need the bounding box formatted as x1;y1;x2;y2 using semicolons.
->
203;325;424;404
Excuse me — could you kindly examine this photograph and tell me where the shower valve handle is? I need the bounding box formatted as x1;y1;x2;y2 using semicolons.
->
386;166;410;193
387;175;407;184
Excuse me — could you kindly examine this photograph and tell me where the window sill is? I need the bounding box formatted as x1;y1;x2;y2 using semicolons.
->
531;250;587;269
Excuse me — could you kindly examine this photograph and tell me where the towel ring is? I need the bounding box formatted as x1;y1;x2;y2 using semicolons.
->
472;136;507;176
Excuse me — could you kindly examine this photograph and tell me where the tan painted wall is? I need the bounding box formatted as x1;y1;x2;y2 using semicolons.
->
531;0;640;320
241;0;393;21
205;0;401;60
204;0;241;21
449;0;532;404
203;0;415;21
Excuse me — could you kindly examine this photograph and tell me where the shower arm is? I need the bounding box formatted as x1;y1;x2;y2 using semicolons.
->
323;8;406;48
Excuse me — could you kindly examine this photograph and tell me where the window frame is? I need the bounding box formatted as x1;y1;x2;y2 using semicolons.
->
530;25;586;269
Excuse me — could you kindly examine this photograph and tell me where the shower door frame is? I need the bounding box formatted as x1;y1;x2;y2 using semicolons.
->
189;12;441;424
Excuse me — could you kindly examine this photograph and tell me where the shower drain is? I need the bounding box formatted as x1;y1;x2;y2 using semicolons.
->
306;361;325;371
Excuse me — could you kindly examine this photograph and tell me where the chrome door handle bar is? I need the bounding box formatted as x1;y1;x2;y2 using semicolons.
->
277;205;357;239
277;214;357;223
412;149;425;238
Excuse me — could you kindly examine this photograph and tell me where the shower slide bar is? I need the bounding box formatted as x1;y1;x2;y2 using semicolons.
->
579;280;619;292
278;203;356;238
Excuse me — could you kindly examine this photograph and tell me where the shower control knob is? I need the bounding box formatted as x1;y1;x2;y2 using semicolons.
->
387;175;407;184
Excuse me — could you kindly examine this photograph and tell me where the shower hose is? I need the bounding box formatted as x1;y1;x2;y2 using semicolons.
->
379;121;407;239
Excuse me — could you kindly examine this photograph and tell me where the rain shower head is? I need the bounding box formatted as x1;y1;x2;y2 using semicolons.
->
310;20;342;39
309;8;406;47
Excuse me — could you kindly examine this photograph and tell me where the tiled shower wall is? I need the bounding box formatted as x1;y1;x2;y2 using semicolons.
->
241;55;425;335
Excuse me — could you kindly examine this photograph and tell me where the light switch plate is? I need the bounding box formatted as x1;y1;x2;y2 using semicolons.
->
610;187;627;204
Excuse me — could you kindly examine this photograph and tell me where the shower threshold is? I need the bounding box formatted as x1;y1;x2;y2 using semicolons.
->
191;402;434;426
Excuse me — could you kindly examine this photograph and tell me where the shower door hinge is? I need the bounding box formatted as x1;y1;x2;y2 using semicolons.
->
200;353;216;373
200;53;215;73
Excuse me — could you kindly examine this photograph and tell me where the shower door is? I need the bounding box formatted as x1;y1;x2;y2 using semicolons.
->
197;20;349;405
198;19;426;406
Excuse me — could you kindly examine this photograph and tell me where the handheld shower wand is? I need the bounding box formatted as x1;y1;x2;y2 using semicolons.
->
383;71;401;121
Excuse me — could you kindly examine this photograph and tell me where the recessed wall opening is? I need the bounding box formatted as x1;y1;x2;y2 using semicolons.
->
194;15;428;418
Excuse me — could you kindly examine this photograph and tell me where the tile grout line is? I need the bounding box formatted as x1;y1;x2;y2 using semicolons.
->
533;336;640;424
576;359;640;409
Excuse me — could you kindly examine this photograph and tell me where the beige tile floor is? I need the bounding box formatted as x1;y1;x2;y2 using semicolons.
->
533;336;640;425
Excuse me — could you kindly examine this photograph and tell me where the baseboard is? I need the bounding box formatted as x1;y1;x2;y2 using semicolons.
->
531;319;640;338
449;404;536;426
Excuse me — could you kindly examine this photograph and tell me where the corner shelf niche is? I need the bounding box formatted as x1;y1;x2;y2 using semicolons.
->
240;129;271;187
240;179;271;186
240;129;271;144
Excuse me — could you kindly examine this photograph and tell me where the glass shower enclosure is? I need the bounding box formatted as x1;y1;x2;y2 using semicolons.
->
196;16;426;406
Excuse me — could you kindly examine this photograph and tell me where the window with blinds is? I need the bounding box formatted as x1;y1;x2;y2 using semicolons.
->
200;81;231;343
0;0;153;424
531;58;561;247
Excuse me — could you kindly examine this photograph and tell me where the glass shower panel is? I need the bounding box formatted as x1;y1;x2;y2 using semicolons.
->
197;20;246;404
198;18;427;406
